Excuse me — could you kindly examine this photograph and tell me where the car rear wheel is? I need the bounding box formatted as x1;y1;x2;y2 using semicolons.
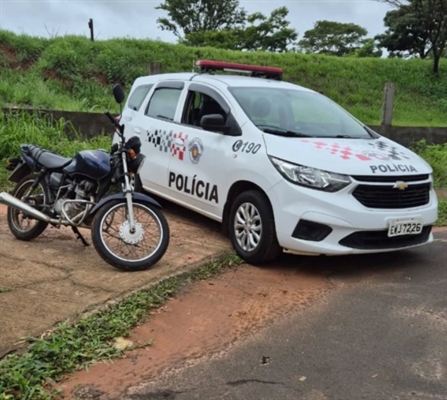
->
229;190;282;265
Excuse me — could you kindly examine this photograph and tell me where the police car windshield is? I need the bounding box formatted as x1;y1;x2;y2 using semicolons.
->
229;87;372;139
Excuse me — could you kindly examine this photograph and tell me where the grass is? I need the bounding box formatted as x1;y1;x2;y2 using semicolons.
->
437;200;447;226
0;111;111;193
411;140;447;189
0;170;9;192
0;254;243;400
0;112;112;161
2;29;447;125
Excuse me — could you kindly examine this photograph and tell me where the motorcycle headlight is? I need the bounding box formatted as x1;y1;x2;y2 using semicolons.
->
269;156;351;192
125;136;142;155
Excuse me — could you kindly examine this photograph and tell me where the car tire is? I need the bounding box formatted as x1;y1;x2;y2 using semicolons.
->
229;190;282;265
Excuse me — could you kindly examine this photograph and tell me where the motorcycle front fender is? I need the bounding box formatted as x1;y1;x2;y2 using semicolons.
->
89;192;162;216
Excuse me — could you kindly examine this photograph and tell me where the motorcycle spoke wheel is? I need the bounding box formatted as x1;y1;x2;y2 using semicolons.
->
9;177;47;234
7;174;48;241
99;202;163;263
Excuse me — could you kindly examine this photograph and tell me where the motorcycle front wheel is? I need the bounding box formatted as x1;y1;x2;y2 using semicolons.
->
91;199;170;271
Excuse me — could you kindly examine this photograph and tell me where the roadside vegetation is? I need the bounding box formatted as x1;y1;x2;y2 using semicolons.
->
2;29;447;126
0;112;111;191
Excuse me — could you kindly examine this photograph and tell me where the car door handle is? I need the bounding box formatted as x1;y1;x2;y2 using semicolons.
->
134;128;141;134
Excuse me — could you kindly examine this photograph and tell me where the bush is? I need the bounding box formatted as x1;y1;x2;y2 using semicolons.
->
412;140;447;189
0;111;111;160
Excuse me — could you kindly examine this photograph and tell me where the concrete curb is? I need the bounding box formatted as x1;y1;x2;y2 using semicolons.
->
80;250;236;320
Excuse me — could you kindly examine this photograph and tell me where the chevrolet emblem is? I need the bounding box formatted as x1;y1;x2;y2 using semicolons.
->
393;181;408;190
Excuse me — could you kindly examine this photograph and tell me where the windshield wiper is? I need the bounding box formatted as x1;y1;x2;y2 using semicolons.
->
262;128;314;138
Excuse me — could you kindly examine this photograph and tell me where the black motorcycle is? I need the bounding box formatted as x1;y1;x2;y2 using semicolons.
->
0;84;170;272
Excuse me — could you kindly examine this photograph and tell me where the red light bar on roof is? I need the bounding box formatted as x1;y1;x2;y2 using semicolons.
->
196;60;283;80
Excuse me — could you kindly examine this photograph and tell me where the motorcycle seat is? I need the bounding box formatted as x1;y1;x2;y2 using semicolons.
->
27;145;72;170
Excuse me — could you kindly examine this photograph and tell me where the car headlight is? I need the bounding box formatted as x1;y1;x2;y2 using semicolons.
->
269;156;351;192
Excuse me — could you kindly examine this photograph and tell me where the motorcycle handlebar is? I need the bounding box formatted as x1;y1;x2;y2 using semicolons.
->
104;110;124;135
105;110;117;125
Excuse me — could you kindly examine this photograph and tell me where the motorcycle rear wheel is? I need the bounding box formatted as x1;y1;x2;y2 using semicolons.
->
6;174;49;241
91;199;170;271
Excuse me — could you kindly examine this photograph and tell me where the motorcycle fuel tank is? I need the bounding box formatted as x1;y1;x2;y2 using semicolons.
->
63;150;111;180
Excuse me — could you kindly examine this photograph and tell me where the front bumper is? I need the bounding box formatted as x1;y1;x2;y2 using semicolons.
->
267;179;438;255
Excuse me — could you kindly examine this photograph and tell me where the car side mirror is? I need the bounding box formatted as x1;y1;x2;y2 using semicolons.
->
200;114;229;133
112;83;125;104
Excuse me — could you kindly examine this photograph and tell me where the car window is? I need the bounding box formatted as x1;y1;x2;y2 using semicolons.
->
182;90;226;127
126;84;153;111
229;87;371;139
146;88;182;121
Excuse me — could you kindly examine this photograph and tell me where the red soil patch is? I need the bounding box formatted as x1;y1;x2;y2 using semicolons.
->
0;42;34;70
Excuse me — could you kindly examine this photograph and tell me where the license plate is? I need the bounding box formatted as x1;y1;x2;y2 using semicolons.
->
388;219;423;237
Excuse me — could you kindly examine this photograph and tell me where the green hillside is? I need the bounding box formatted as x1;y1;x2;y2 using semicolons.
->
1;29;447;126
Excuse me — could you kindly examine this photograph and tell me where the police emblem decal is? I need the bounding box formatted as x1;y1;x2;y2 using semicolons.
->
189;138;204;164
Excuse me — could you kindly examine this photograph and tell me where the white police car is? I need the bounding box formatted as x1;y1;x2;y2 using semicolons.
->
114;60;438;265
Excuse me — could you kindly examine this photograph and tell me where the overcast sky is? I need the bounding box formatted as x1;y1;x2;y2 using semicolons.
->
1;0;392;43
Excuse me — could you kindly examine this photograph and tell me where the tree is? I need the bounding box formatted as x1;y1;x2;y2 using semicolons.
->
373;0;447;73
242;7;298;52
181;29;243;50
179;6;298;52
298;20;370;56
353;38;383;57
374;6;431;58
155;0;246;38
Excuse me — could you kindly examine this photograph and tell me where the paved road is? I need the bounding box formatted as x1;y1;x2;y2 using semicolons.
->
129;231;447;400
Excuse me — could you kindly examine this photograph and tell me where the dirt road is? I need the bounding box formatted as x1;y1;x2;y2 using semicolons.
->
0;203;230;358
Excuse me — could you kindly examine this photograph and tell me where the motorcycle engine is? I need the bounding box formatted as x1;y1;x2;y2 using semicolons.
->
54;179;96;219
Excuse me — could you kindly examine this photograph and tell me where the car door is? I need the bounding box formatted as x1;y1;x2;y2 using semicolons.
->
129;80;186;197
166;82;242;220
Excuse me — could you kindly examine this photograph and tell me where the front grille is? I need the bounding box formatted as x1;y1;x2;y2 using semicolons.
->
352;183;430;209
339;226;432;250
352;174;429;183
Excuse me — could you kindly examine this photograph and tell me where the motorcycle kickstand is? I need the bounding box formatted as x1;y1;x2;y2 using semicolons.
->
71;226;89;247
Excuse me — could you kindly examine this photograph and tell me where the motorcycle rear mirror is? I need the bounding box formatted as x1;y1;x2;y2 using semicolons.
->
112;83;125;104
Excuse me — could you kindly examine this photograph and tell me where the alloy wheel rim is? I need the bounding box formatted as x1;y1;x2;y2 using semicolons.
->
234;202;262;252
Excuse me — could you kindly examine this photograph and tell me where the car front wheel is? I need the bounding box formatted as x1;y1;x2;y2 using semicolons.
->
229;190;282;265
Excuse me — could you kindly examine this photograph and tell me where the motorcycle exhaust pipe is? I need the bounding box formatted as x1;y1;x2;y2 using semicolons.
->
0;191;52;223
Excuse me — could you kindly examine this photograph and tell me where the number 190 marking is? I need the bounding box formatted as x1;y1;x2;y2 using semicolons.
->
232;140;261;154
